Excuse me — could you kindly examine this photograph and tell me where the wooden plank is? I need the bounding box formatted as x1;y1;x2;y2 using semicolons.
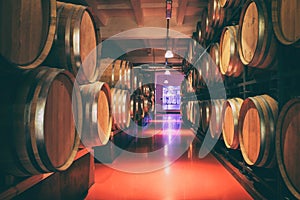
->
0;174;54;199
141;2;179;8
96;3;131;10
0;149;90;200
177;0;188;25
130;0;144;26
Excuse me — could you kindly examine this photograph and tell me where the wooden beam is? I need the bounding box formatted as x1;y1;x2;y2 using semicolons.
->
141;2;179;8
177;0;188;25
95;11;109;26
130;0;144;26
96;3;131;10
85;0;109;26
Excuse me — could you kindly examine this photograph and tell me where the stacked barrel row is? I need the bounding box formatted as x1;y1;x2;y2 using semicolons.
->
98;58;136;130
184;0;299;90
130;67;155;124
0;0;120;177
182;0;300;198
180;95;300;198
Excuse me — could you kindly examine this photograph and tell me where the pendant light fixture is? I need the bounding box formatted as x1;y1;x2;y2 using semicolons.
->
165;0;174;59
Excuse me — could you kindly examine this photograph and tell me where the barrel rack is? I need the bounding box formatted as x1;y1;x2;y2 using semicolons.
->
181;30;300;200
0;148;94;200
181;0;300;197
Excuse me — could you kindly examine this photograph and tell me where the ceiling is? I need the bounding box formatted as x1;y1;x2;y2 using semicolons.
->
68;0;208;65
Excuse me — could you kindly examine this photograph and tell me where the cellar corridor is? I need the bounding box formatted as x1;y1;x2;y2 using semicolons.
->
85;114;252;200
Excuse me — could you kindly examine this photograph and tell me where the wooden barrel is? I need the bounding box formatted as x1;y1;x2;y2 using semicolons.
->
276;97;300;199
200;101;211;133
180;102;188;125
130;95;139;121
189;101;199;126
191;101;196;125
99;59;128;89
222;98;243;149
142;97;152;114
0;0;56;69
238;0;278;69
192;101;201;128
149;92;155;112
220;25;244;77
126;62;133;91
136;96;145;121
238;95;278;167
44;2;98;83
198;54;210;85
201;8;214;41
130;95;135;119
79;81;112;147
118;60;129;89
272;0;300;47
187;101;193;124
0;67;81;176
192;67;201;89
111;88;131;130
209;43;223;83
188;38;194;62
142;85;151;97
208;0;226;28
220;0;243;8
187;70;194;93
210;99;225;139
196;22;205;46
132;67;141;94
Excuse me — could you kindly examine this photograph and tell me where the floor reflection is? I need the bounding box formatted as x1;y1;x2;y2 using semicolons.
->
86;114;252;199
128;113;196;158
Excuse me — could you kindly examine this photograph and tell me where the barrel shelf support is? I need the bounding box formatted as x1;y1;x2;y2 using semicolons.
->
0;148;94;200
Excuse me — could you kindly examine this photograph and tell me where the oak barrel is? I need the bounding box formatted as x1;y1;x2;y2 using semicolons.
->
187;101;193;124
180;102;189;125
193;101;201;128
220;25;244;77
130;95;141;121
196;22;205;46
201;8;214;41
210;99;225;139
222;98;243;149
99;59;128;89
272;0;300;47
276;97;300;199
208;0;226;28
200;101;211;133
0;67;81;176
79;81;112;147
126;62;133;91
238;95;278;167
111;88;131;130
197;54;210;85
142;97;151;114
45;2;98;83
192;67;201;89
220;0;243;8
238;0;278;69
209;43;223;83
0;0;56;69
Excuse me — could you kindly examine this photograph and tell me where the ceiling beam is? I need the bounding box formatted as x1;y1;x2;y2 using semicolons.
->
177;0;188;25
141;2;179;8
85;0;109;26
125;56;182;64
130;0;144;26
96;11;109;26
97;3;131;10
